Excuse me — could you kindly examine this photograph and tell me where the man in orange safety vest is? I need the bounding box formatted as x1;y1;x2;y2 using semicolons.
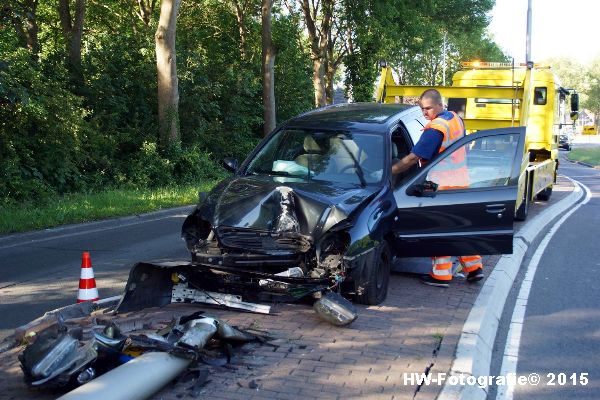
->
391;89;484;287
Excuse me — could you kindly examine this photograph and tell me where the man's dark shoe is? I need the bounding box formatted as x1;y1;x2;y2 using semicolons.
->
419;275;450;288
467;269;484;283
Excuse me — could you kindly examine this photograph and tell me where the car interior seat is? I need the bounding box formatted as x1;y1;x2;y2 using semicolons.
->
391;142;399;162
334;139;367;172
294;135;326;169
391;134;414;186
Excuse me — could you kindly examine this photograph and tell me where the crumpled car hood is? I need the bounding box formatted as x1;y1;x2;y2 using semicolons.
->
199;175;380;237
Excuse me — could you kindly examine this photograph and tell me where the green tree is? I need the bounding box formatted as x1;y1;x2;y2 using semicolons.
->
543;57;586;93
0;49;87;202
272;11;313;121
298;0;332;106
58;0;86;88
262;0;276;135
0;0;511;206
3;0;40;58
342;0;504;99
584;57;600;124
155;0;181;148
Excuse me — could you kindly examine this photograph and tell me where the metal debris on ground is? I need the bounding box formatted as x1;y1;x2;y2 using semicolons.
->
115;261;331;312
19;324;97;387
13;305;263;398
115;260;358;327
7;255;360;398
171;284;272;314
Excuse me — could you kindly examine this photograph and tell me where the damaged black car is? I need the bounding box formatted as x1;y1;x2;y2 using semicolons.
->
182;103;526;305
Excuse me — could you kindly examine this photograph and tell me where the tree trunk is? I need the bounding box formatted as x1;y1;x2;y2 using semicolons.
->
58;0;86;87
301;0;331;108
232;0;249;61
11;0;40;58
155;0;181;147
136;0;156;26
325;27;342;104
325;65;334;104
311;57;327;107
261;0;276;136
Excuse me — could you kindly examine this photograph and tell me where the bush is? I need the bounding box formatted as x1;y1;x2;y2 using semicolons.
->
127;142;174;188
0;49;87;203
0;1;316;209
171;145;228;184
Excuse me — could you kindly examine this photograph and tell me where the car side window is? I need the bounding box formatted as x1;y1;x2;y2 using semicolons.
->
391;124;417;187
390;126;412;160
426;133;519;190
401;113;425;145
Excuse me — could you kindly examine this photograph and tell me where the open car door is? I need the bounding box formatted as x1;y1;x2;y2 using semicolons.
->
392;127;526;256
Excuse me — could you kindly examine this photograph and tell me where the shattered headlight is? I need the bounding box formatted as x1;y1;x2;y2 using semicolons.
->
181;215;213;252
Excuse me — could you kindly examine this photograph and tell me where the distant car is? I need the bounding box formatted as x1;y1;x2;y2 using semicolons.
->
559;134;572;151
182;103;526;305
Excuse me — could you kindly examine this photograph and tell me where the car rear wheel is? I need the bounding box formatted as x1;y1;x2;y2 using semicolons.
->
355;241;390;305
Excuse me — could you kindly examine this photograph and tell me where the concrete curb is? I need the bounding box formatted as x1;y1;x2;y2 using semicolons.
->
573;161;598;169
565;157;598;169
437;181;584;400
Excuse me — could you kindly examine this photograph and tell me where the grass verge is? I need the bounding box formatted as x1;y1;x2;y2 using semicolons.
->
568;147;600;167
0;182;217;235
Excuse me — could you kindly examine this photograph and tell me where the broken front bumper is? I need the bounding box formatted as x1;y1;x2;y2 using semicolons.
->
116;261;329;313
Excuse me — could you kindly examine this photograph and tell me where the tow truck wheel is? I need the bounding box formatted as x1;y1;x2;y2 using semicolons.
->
536;187;552;201
355;241;390;305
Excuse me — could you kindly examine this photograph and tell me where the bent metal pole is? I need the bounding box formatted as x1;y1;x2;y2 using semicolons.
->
56;352;191;400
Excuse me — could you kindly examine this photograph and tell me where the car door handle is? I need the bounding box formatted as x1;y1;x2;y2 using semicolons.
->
485;204;506;214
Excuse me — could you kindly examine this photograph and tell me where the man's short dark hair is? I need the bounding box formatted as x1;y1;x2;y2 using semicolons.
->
420;89;443;105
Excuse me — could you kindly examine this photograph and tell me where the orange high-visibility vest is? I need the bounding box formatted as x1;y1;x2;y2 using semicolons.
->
425;112;469;189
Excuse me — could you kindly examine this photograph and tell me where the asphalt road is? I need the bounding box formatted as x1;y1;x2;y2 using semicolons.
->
0;206;193;341
490;149;600;399
514;155;600;399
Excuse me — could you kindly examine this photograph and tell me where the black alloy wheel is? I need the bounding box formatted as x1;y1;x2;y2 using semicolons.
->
355;241;391;305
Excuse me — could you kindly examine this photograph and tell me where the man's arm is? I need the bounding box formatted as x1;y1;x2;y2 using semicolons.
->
392;129;443;176
392;153;419;175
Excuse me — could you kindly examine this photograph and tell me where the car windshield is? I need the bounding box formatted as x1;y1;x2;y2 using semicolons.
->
245;129;385;185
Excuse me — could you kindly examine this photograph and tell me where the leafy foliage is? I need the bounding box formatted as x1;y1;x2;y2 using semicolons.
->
0;48;86;202
583;57;600;121
1;0;512;208
543;56;600;123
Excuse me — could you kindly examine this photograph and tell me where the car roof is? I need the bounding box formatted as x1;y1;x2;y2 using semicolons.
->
284;102;418;132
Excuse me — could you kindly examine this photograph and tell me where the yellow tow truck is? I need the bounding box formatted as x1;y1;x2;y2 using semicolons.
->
375;61;579;220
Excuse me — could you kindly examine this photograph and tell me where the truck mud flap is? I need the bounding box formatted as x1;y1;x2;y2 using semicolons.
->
116;261;329;313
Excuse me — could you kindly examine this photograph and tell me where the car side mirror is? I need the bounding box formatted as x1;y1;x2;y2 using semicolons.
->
406;180;438;197
222;157;238;173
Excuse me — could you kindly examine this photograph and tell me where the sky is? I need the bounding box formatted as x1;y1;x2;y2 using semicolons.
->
488;0;600;65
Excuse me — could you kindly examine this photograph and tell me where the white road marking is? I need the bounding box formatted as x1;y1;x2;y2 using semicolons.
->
495;178;592;400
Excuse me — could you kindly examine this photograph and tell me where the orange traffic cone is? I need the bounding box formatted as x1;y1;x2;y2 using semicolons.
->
77;251;99;303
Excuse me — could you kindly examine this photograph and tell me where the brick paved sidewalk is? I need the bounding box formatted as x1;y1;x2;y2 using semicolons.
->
0;177;575;400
